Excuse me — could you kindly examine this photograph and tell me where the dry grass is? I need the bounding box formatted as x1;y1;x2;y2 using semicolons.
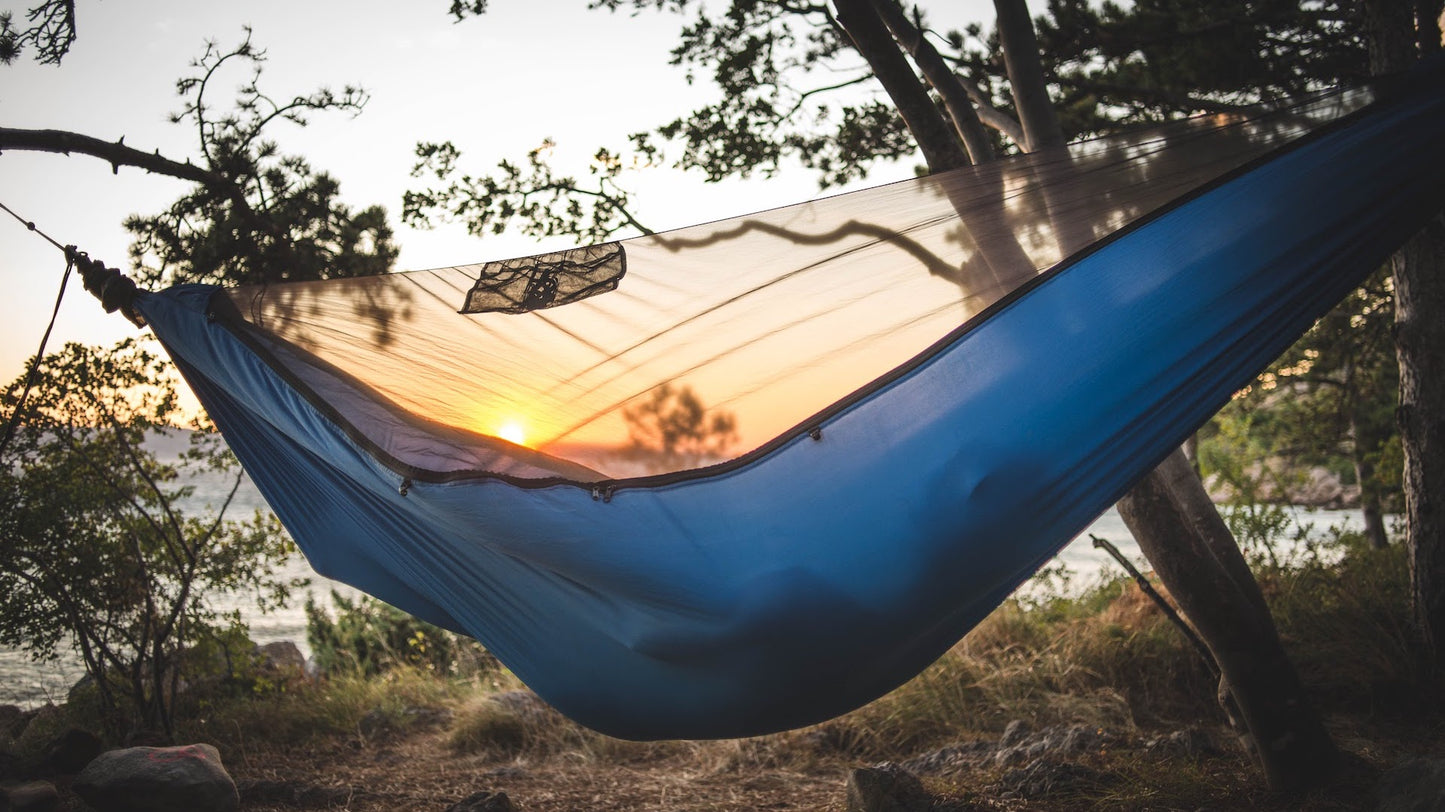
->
18;534;1444;811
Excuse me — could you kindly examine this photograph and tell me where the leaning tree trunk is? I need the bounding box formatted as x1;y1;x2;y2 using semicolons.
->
991;0;1338;790
1117;451;1339;790
1366;0;1445;679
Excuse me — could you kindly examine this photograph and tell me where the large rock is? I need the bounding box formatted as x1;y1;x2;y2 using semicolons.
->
73;744;238;812
255;641;306;673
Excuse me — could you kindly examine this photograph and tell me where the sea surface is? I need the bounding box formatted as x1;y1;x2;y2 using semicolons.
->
0;434;1374;709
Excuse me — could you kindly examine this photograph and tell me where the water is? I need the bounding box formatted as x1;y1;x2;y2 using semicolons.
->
0;437;1374;709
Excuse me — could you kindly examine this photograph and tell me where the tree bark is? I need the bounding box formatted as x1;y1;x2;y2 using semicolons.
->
1392;216;1445;672
833;0;971;172
1117;451;1339;790
865;0;995;163
1366;0;1445;677
991;0;1064;151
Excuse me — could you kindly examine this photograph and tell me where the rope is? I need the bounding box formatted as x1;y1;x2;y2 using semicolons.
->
0;198;69;254
0;199;144;457
0;251;76;458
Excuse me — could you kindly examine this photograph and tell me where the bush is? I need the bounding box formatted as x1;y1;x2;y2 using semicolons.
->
305;590;495;678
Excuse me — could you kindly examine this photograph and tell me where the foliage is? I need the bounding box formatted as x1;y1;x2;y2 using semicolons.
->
304;590;493;678
0;0;74;65
1032;0;1368;137
407;0;922;242
1200;268;1401;547
123;30;398;288
0;340;300;736
406;139;656;244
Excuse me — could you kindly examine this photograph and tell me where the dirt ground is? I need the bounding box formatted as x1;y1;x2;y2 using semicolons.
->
229;728;849;812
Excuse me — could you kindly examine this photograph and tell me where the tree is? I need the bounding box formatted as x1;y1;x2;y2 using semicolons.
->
1363;0;1445;678
0;340;299;737
1201;270;1400;550
0;0;75;65
0;29;398;288
415;0;1353;790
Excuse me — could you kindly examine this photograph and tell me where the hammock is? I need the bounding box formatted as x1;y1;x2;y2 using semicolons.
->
134;59;1445;740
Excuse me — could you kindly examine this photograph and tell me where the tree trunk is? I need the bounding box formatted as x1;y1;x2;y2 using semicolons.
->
991;0;1064;151
1392;217;1445;673
1117;450;1339;790
833;0;970;173
865;0;995;163
1366;0;1445;678
994;0;1338;790
1347;405;1391;551
851;0;1339;787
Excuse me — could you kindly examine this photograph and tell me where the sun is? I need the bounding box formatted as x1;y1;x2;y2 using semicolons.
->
497;420;528;447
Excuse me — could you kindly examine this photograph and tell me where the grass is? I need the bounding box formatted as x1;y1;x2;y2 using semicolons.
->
11;529;1441;811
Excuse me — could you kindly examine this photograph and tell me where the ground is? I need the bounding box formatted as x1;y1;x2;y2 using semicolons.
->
219;712;1432;811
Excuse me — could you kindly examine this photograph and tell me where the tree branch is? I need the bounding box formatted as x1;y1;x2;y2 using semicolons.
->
0;126;216;183
865;0;994;163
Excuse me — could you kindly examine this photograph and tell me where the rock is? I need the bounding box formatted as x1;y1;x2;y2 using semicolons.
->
902;740;995;775
4;780;60;812
39;728;103;774
0;748;25;780
1143;727;1221;760
993;758;1109;799
122;729;172;748
1378;757;1445;812
994;724;1116;766
999;719;1031;748
444;790;517;811
255;641;306;673
845;762;932;812
73;743;239;812
0;705;25;738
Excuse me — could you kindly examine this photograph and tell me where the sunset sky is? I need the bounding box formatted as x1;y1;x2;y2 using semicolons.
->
1;0;994;389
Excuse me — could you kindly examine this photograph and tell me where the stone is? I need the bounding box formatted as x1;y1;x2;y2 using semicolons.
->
0;748;25;780
994;724;1117;766
4;780;60;812
73;743;239;812
845;762;932;812
39;728;102;774
1377;757;1445;812
255;641;306;672
1143;727;1221;760
993;758;1109;799
444;790;517;812
999;719;1031;748
0;705;25;738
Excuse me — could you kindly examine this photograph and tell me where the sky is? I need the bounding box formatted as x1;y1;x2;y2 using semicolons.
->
0;0;997;387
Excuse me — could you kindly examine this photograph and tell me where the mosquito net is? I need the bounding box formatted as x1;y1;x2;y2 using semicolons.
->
216;85;1368;484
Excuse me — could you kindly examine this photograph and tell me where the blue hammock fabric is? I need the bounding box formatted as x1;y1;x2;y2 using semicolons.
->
137;61;1444;740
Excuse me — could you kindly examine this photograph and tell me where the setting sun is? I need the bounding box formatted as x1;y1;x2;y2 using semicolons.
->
497;420;528;447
